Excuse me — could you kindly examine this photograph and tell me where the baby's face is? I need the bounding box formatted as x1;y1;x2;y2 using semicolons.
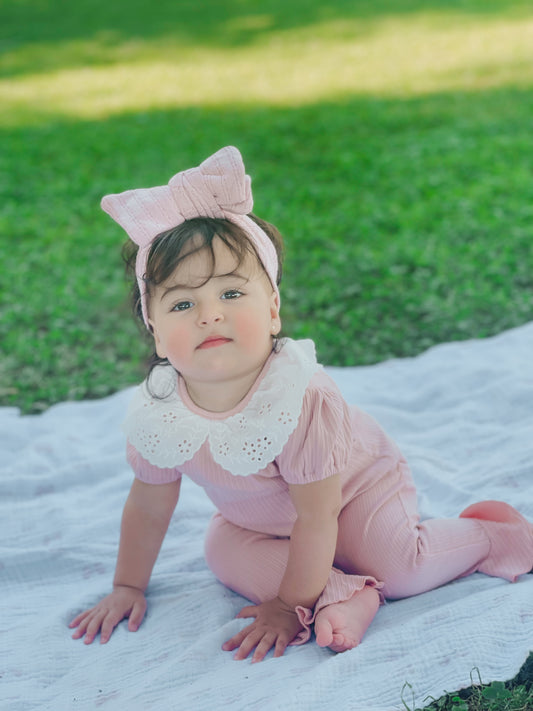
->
147;235;281;411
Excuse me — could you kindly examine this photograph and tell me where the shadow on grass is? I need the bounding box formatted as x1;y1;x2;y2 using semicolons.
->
1;0;532;78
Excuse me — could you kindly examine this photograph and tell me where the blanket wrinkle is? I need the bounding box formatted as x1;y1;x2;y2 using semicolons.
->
1;322;532;711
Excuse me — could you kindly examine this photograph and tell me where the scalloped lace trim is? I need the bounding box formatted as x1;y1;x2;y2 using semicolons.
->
122;339;321;476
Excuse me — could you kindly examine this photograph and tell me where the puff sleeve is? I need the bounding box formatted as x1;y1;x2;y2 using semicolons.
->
126;441;183;484
275;371;353;485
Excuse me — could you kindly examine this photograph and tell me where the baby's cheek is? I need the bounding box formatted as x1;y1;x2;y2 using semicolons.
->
165;329;192;364
233;312;270;347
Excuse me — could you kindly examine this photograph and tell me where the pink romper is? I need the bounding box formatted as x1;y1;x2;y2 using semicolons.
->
124;339;533;643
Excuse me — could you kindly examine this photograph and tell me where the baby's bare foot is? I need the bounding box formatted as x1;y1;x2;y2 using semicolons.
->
314;585;380;653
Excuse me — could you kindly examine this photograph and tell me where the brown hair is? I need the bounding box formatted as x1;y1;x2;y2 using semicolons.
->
122;214;284;373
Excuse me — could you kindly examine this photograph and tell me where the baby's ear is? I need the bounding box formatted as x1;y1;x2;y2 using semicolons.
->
148;320;167;359
270;293;281;336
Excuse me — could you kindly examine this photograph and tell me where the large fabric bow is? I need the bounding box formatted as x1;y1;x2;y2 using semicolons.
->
101;146;254;250
100;146;279;327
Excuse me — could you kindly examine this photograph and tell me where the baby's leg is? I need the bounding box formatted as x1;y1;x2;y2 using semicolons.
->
204;513;288;604
204;513;382;648
335;460;532;598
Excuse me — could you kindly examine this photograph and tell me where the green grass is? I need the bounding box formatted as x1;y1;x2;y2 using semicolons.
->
1;1;532;705
2;0;533;413
402;658;533;710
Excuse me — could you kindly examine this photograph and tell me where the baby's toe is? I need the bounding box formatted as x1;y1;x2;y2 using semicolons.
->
329;631;360;653
314;617;333;647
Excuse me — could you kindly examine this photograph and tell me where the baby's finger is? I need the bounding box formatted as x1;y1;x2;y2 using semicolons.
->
235;605;258;619
83;611;106;645
127;599;147;632
222;622;255;652
251;633;277;663
71;612;95;639
100;610;126;644
234;629;264;661
68;609;94;628
272;635;290;659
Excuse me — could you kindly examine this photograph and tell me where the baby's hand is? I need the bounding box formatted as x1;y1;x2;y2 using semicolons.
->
222;597;303;662
69;585;147;645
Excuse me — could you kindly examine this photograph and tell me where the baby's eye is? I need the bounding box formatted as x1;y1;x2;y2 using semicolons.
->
171;300;194;312
221;289;243;300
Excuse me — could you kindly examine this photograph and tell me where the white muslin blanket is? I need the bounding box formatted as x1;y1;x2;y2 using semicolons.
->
1;323;532;711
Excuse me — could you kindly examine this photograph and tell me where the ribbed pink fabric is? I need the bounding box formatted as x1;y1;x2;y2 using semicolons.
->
204;512;383;645
459;500;533;583
127;363;533;641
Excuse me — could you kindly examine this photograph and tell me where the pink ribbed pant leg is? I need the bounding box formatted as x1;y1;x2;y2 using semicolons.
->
205;515;288;604
205;459;532;644
204;513;381;644
334;459;492;599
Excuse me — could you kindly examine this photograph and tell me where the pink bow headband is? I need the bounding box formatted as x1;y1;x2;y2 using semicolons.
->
101;146;280;327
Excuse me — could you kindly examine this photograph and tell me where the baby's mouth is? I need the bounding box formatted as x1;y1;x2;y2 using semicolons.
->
197;336;232;350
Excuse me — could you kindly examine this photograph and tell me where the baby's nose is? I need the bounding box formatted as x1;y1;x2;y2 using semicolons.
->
198;304;223;326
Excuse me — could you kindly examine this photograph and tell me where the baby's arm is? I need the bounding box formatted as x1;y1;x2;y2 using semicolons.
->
224;474;342;661
69;477;181;644
278;475;342;608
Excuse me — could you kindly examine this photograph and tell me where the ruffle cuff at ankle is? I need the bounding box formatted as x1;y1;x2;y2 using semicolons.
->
290;569;384;646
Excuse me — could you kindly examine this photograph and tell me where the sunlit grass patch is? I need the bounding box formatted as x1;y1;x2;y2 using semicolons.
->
1;13;533;125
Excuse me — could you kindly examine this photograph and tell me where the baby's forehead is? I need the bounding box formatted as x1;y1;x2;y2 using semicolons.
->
165;237;263;288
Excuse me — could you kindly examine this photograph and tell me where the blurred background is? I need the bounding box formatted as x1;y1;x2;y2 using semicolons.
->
1;0;532;413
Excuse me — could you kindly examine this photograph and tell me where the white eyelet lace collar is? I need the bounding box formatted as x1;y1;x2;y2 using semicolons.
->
122;338;321;476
